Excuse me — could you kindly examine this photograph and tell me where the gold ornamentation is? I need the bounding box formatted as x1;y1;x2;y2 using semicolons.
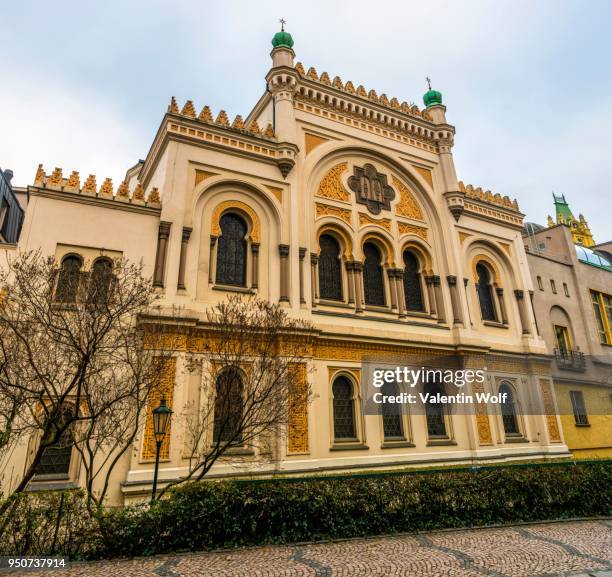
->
264;123;275;138
458;181;520;212
168;96;179;114
344;81;355;94
413;166;433;188
215;110;229;127
211;200;260;242
181;100;196;117
141;357;176;461
306;66;318;80
390;97;400;109
380;93;389;106
295;62;305;75
48;167;63;188
34;164;45;186
65;171;80;191
539;378;561;442
195;169;217;187
264;185;283;203
317;162;349;202
116;181;129;198
319;72;331;85
398;223;428;240
288;363;309;454
198;105;213;122
248;120;262;135
359;213;391;232
132;182;145;201
458;231;472;243
332;76;343;90
99;178;113;197
148;187;161;204
232;115;245;130
304;133;329;154
392;175;424;220
315;202;352;226
356;85;367;97
82;174;97;195
471;379;493;445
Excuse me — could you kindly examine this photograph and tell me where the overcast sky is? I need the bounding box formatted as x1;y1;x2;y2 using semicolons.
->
1;0;610;240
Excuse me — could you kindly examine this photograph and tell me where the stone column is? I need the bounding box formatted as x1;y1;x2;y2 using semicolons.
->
514;290;531;335
208;236;217;284
386;268;397;311
433;275;446;324
396;269;407;318
446;275;462;325
464;278;472;326
153;221;171;288
177;227;192;290
279;244;290;303
251;243;260;289
354;262;364;313
425;275;437;317
310;253;319;305
298;247;306;304
345;261;355;306
495;286;508;325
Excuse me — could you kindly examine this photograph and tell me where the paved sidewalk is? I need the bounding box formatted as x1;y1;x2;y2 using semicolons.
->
6;519;612;577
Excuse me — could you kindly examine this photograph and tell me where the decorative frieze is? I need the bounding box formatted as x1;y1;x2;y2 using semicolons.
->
392;176;424;221
316;162;349;202
315;202;352;226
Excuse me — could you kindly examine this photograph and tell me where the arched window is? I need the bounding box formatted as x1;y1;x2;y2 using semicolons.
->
363;242;385;306
213;368;244;445
402;250;424;311
216;213;248;287
35;403;74;477
476;262;497;321
332;376;356;440
381;380;403;440
55;255;82;303
88;258;114;305
499;383;520;436
319;234;343;301
424;380;447;438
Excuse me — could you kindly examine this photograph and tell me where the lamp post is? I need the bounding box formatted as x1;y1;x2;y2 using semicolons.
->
151;396;172;502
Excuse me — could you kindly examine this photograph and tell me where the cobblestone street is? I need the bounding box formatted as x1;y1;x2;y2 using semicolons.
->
7;520;612;577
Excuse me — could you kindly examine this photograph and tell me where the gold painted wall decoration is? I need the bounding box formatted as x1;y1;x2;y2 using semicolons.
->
195;169;218;187
359;213;392;232
264;185;283;203
317;162;350;203
305;133;330;155
288;363;309;454
413;166;433;188
398;222;428;240
539;378;562;442
315;202;352;226
211;200;261;242
392;175;424;221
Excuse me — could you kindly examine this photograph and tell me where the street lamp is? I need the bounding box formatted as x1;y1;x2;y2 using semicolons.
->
151;396;172;502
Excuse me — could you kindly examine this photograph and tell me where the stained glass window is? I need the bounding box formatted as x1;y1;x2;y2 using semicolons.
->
381;381;403;439
363;242;385;306
403;250;424;311
319;234;343;301
332;376;356;440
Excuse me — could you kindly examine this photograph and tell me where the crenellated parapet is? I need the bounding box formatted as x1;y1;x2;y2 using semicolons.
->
168;97;276;140
458;181;520;212
32;165;161;208
294;62;431;121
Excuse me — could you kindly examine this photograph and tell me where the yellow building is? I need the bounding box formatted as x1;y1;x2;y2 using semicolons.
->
1;26;573;504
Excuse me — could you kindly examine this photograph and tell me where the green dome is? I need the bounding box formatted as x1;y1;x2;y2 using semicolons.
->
271;29;294;49
423;88;442;107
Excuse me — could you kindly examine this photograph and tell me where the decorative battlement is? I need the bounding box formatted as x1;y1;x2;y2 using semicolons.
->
294;62;432;122
32;165;161;208
167;97;276;139
458;181;520;212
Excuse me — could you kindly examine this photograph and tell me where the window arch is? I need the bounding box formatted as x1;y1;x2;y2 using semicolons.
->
402;250;425;312
424;380;447;438
381;380;403;440
476;262;497;321
55;255;83;303
213;367;244;444
363;242;385;306
34;403;75;477
88;258;114;305
319;234;343;301
332;376;356;440
499;382;520;436
216;213;248;287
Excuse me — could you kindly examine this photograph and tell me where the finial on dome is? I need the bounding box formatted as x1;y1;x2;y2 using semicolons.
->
423;77;443;108
271;19;294;49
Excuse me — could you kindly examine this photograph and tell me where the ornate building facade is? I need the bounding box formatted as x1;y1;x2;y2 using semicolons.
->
2;27;570;503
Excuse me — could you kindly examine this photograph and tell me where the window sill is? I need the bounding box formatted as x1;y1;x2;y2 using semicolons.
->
483;321;508;329
363;305;392;314
219;447;255;456
503;436;529;443
27;480;78;492
574;423;591;427
426;438;457;446
318;299;353;309
381;441;415;449
212;284;255;294
330;442;369;451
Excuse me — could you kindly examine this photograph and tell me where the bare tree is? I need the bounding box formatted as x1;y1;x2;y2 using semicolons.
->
157;295;314;497
0;251;175;520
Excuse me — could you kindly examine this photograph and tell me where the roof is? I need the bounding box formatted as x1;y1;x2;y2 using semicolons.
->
575;245;612;271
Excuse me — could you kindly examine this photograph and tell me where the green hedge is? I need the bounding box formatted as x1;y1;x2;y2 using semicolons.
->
98;461;612;558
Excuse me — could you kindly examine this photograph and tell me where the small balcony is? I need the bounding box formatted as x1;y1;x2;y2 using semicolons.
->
554;348;586;371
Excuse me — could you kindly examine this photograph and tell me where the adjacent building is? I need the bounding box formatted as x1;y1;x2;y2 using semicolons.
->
524;200;612;458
